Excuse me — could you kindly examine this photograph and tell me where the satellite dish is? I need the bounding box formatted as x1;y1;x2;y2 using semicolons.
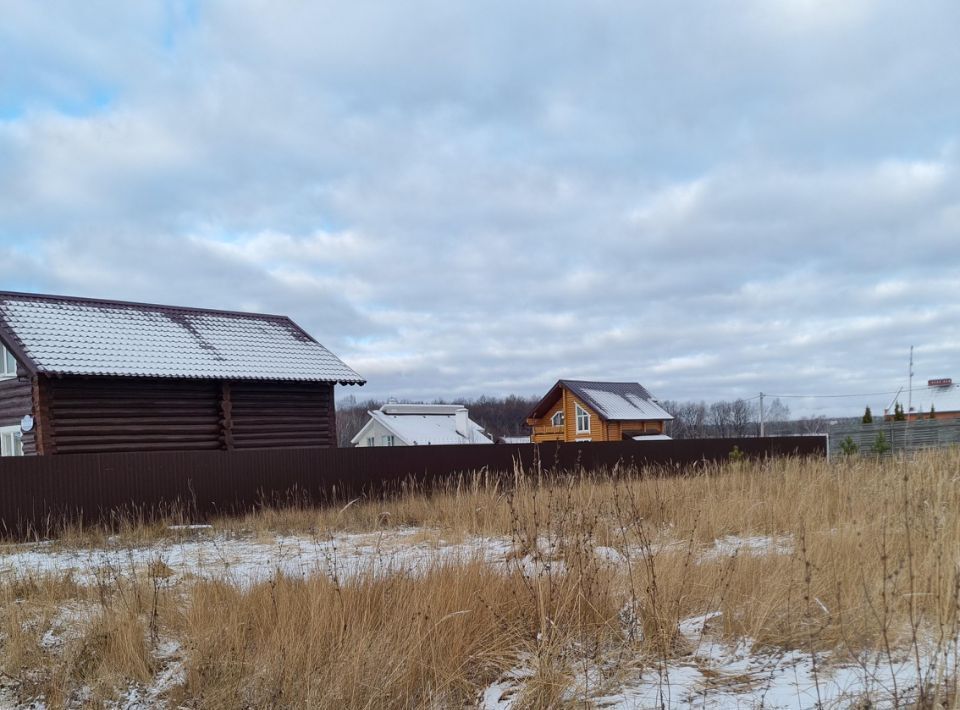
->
20;414;34;432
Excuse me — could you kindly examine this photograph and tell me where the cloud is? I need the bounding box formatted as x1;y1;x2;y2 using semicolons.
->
1;1;959;416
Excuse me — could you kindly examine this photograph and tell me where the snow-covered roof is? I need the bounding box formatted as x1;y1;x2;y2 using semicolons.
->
632;434;673;441
572;382;674;421
351;404;494;446
529;380;674;422
499;435;531;444
0;291;364;384
380;404;463;416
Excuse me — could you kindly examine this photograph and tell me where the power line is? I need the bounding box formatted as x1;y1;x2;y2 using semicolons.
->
760;383;955;401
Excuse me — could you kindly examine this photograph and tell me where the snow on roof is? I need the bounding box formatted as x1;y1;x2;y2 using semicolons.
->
380;404;464;416
0;291;364;383
499;435;531;444
562;380;674;421
358;405;494;446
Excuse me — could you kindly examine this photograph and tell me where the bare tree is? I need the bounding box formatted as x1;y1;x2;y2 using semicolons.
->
663;400;710;439
709;401;734;437
335;397;384;447
793;415;829;435
764;398;791;435
730;398;756;437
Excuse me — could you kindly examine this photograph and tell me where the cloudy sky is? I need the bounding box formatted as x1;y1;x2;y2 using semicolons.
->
2;1;959;416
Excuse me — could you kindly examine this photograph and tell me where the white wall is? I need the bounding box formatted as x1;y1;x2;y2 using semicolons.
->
353;418;401;447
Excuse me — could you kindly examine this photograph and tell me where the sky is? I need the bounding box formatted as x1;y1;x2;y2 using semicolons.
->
1;1;959;417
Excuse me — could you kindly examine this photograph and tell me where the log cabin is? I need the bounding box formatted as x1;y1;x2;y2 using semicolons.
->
526;380;673;444
0;291;364;455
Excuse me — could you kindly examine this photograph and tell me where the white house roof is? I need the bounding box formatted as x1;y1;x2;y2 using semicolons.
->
352;404;494;446
0;291;365;384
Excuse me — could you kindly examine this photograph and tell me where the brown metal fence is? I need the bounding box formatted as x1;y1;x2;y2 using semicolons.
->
0;436;825;538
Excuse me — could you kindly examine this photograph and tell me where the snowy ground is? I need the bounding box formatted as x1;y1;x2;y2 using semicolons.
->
0;528;517;587
480;611;940;709
0;528;796;589
0;529;949;708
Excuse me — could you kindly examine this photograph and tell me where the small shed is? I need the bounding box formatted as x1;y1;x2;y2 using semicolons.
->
0;291;364;455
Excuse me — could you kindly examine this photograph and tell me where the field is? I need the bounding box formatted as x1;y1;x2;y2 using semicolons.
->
2;451;960;708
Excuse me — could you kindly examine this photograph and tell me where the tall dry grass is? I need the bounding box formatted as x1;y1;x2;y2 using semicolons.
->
2;450;960;707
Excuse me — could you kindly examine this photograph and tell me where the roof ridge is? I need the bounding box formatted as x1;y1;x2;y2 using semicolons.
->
0;290;292;322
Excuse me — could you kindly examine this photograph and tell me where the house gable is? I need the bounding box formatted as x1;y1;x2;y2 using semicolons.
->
351;414;410;447
565;391;602;440
527;379;670;443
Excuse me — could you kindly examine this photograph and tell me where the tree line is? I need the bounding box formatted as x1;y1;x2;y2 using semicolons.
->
658;398;834;438
336;394;836;446
335;394;539;447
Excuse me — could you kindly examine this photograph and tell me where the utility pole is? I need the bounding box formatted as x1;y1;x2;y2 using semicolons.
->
908;345;914;419
759;392;765;437
907;345;915;451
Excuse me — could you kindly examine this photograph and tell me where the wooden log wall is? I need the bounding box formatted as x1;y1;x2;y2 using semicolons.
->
0;376;31;428
42;376;337;454
230;381;335;449
45;377;222;454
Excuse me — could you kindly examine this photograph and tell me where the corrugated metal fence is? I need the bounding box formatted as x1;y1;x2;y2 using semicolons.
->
828;419;960;456
0;436;825;538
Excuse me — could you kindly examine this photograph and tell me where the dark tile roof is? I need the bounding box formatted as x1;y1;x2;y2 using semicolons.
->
528;379;673;421
0;291;365;384
561;380;672;421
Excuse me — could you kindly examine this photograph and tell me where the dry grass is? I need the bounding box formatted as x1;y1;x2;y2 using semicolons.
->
2;450;960;707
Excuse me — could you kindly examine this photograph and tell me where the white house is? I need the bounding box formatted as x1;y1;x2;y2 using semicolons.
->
350;404;494;447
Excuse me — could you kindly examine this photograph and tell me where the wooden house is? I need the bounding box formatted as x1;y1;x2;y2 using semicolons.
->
0;291;364;455
526;380;673;444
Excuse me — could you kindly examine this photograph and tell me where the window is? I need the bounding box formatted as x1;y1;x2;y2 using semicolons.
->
575;403;591;434
366;436;376;447
382;434;396;447
0;426;23;457
0;345;16;379
551;411;564;427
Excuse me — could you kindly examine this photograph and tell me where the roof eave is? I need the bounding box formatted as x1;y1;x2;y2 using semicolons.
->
527;380;564;420
28;370;366;384
606;414;675;422
0;314;38;376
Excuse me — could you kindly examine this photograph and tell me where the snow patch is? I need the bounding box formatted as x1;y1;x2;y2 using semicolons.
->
0;529;517;588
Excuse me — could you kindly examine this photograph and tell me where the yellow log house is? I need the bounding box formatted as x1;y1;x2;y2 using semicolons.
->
526;380;673;444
